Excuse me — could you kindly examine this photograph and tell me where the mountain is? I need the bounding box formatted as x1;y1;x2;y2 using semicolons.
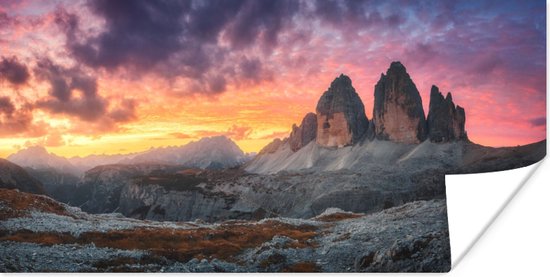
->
316;74;369;147
7;146;80;176
23;167;80;204
7;136;251;177
68;153;138;173
427;85;468;142
251;61;543;175
75;164;180;213
126;136;250;169
373;61;427;143
288;112;317;152
0;158;45;194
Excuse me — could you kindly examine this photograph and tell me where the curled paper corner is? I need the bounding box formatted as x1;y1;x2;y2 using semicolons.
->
446;158;546;269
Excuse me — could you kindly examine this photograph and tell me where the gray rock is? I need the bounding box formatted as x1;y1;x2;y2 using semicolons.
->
373;62;427;143
75;164;179;213
316;74;369;147
289;113;317;152
427;85;468;142
258;138;286;155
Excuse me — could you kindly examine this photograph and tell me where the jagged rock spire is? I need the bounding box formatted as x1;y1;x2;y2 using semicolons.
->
315;74;369;147
427;85;468;142
373;61;427;143
288;112;318;152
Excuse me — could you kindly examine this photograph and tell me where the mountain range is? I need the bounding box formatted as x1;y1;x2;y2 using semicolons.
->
7;136;253;176
247;61;476;173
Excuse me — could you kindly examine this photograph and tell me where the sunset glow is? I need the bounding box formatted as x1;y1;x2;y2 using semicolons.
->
0;0;546;158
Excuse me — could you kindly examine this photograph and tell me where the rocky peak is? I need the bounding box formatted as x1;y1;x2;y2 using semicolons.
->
427;85;467;142
288;112;317;152
258;138;286;155
316;74;369;147
373;61;427;143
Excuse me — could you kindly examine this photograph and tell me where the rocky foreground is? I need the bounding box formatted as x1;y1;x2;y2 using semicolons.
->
0;188;449;272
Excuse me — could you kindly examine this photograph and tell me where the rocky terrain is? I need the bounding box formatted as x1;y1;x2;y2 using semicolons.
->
0;189;450;272
0;159;45;195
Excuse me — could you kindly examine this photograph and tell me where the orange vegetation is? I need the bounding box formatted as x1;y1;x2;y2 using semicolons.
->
0;189;71;220
0;220;318;264
282;261;321;272
315;212;364;222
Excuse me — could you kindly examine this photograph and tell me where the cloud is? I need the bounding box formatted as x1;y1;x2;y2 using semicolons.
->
31;58;138;136
52;0;300;95
0;56;30;85
258;131;289;140
0;97;36;137
42;132;65;147
238;56;271;84
59;1;190;71
194;124;252;140
223;0;299;49
0;96;16;115
170;132;193;139
108;99;137;123
529;117;546;127
227;124;252;140
33;58;107;121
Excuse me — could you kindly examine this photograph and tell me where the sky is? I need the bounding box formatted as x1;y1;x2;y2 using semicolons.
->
0;0;546;158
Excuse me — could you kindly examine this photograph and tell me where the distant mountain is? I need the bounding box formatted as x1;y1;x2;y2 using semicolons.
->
7;136;252;178
7;146;80;176
68;153;138;173
0;158;45;194
126;136;251;169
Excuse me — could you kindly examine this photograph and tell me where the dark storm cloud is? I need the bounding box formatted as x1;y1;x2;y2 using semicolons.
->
0;56;30;85
61;0;190;70
223;0;300;49
54;0;299;94
32;59;135;127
